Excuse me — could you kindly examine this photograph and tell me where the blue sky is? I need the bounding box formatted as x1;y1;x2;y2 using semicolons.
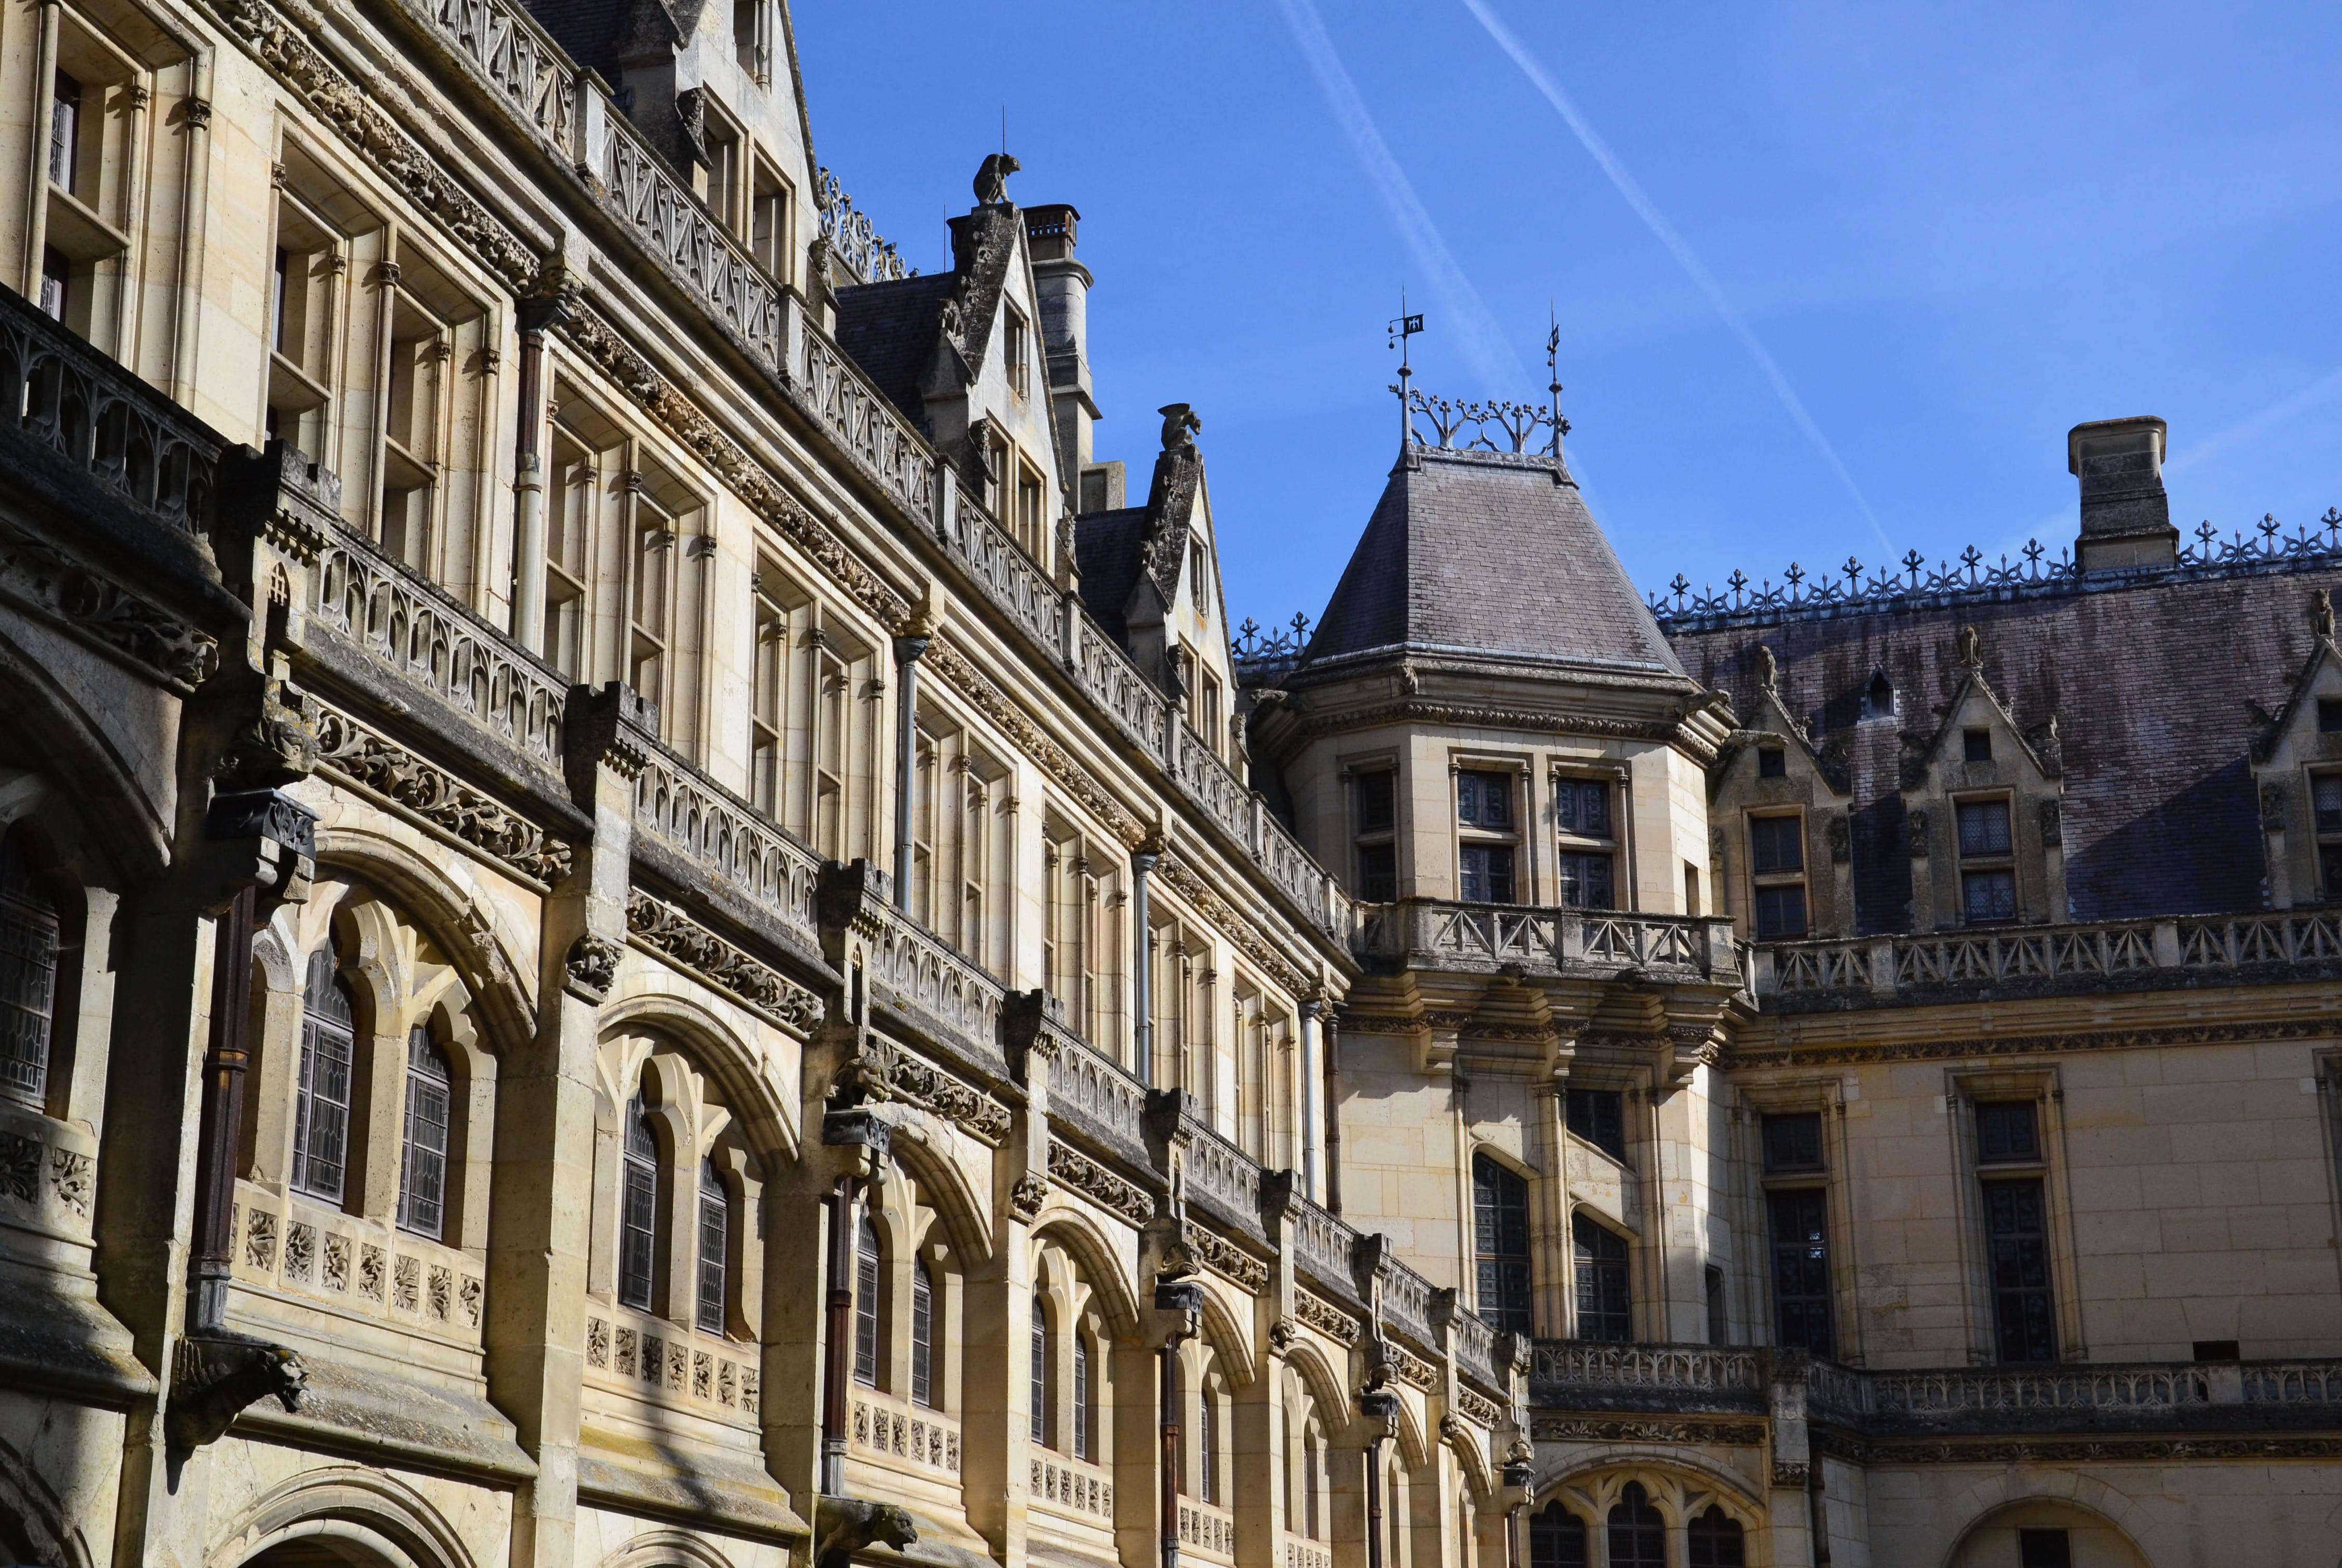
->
792;3;2342;640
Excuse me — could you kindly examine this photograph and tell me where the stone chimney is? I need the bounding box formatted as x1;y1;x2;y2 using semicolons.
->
1024;203;1103;493
2068;416;2176;572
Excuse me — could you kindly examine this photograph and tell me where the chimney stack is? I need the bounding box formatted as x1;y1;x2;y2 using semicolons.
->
1025;204;1105;499
2068;416;2176;572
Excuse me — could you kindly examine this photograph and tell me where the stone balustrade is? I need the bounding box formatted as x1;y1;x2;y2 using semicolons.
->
630;732;823;937
1756;909;2342;1010
584;1306;761;1428
1029;1452;1114;1523
1358;900;1745;987
1179;1499;1236;1562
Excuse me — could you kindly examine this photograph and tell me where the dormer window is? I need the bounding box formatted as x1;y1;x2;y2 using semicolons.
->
1554;777;1614;910
1964;729;1993;762
1457;770;1518;903
1956;797;2017;923
1757;746;1786;779
2315;774;2342;898
1860;671;1896;721
1748;814;1807;938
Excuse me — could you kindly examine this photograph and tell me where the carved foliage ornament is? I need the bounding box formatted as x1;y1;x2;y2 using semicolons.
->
625;889;822;1029
0;533;216;686
1296;1289;1362;1347
886;1052;1011;1146
563;933;621;1003
1182;1219;1269;1293
1045;1140;1154;1225
314;708;572;885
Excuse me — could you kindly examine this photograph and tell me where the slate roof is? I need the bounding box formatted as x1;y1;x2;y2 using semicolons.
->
834;273;956;427
1669;563;2342;925
1073;505;1149;646
1300;447;1686;680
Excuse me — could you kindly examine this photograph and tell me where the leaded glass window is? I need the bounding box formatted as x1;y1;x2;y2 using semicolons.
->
911;1260;936;1407
0;834;58;1108
696;1155;729;1334
854;1213;880;1385
619;1096;659;1311
397;1027;452;1238
293;950;355;1204
1571;1214;1630;1342
1471;1154;1532;1333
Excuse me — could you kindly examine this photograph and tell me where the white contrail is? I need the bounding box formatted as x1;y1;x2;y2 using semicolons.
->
1457;0;1889;548
2165;366;2342;479
1276;0;1526;395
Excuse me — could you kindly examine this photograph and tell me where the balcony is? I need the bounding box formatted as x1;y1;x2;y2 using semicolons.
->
1755;909;2342;1013
1358;900;1746;988
1528;1340;2342;1442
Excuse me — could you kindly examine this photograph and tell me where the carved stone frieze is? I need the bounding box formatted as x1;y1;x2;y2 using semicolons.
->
887;1053;1011;1147
1530;1417;1768;1447
1045;1140;1154;1225
1008;1173;1046;1221
314;707;572;884
1860;1434;2342;1464
0;534;217;686
626;889;822;1029
1183;1220;1269;1294
1454;1386;1502;1428
1296;1289;1361;1347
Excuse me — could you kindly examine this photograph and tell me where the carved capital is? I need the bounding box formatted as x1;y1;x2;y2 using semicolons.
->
563;932;621;1003
1008;1172;1047;1221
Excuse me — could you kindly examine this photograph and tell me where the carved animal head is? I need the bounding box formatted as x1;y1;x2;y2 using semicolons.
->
868;1504;918;1550
263;1344;308;1411
974;152;1021;204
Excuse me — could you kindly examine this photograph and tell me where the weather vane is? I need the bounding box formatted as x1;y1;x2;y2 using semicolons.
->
1545;310;1570;460
1389;291;1424;447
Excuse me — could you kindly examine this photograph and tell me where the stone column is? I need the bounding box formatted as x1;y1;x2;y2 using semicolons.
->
1131;838;1160;1082
1298;998;1321;1200
492;682;644;1568
509;277;576;654
891;624;931;912
1322;1009;1344;1216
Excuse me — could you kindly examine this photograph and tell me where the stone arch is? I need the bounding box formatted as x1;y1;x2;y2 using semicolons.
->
881;1120;993;1265
1031;1209;1141;1339
1191;1277;1256;1385
0;616;175;879
0;1427;92;1568
1934;1475;2158;1568
1279;1335;1350;1425
208;1465;475;1568
1534;1450;1767;1535
1444;1414;1495;1507
1385;1389;1433;1475
595;1527;741;1568
597;992;798;1164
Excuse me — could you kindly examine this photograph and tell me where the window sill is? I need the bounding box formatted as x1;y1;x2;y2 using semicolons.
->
44;183;127;263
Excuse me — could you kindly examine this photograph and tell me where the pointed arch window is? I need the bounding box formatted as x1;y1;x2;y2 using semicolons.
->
1196;1383;1215;1504
1471;1153;1532;1333
1606;1484;1664;1568
1571;1213;1631;1342
619;1095;660;1311
911;1259;936;1407
397;1027;452;1238
696;1155;730;1334
1528;1502;1587;1568
293;950;356;1204
854;1213;881;1386
1030;1293;1051;1445
0;832;59;1108
1686;1507;1746;1568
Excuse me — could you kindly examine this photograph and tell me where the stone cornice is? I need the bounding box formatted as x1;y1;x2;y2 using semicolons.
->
1728;1015;2334;1069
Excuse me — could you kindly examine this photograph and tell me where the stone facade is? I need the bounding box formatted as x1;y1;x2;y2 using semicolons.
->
0;2;2331;1566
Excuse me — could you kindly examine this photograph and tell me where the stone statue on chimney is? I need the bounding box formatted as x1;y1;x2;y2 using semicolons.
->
974;152;1020;205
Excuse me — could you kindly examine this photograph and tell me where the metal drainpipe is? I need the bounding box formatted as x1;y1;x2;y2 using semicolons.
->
820;1174;860;1494
891;632;929;912
1322;1009;1343;1215
1361;1390;1398;1568
1158;1339;1181;1568
186;882;258;1333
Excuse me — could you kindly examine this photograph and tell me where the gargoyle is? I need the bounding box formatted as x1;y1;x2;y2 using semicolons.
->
168;1332;307;1451
815;1494;919;1568
973;152;1020;205
1158;402;1201;451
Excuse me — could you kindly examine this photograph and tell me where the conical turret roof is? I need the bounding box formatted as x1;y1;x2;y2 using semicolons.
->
1300;446;1685;680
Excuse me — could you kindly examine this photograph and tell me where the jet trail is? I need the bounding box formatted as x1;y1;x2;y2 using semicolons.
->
1458;0;1890;548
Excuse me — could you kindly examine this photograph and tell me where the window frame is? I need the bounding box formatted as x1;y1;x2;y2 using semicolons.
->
1349;764;1399;903
1552;771;1619;911
618;1093;662;1312
293;949;357;1207
1953;791;2020;925
396;1024;453;1239
1456;766;1521;905
1746;810;1809;939
1470;1152;1533;1334
695;1155;731;1336
0;831;63;1111
1568;1211;1631;1343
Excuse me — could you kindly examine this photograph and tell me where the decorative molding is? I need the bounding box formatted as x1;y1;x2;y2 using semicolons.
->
1454;1387;1502;1428
1728;1016;2335;1070
313;705;572;885
1296;1289;1361;1347
1859;1435;2342;1464
1008;1173;1046;1221
1183;1219;1269;1294
1530;1417;1768;1447
1283;697;1715;766
0;534;216;687
1044;1139;1154;1225
625;888;823;1029
887;1052;1011;1147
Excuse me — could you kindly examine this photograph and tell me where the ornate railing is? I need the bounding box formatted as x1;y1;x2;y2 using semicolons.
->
2243;1362;2342;1403
630;736;822;935
865;900;1005;1058
1051;1036;1147;1148
313;528;567;770
1651;511;2342;634
427;0;572;146
800;327;936;520
1175;723;1250;846
1373;1253;1440;1351
1451;1310;1501;1389
1182;1120;1261;1226
941;488;1057;649
1406;388;1564;457
1287;1195;1354;1291
1177;1500;1235;1562
1759;910;2342;1006
1361;900;1741;984
1864;1364;2209;1415
1532;1343;1766;1397
815;167;913;286
0;282;222;536
1072;614;1169;755
601;124;782;364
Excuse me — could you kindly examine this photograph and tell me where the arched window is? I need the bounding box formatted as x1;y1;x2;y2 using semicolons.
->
1606;1484;1663;1568
294;950;356;1204
1302;1427;1322;1539
1571;1214;1631;1342
1071;1330;1091;1460
1472;1153;1532;1333
910;1259;936;1407
1030;1294;1050;1445
619;1095;660;1311
397;1027;452;1238
0;831;60;1108
1195;1384;1215;1504
696;1155;730;1334
1686;1507;1745;1568
1528;1502;1586;1568
854;1212;880;1386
